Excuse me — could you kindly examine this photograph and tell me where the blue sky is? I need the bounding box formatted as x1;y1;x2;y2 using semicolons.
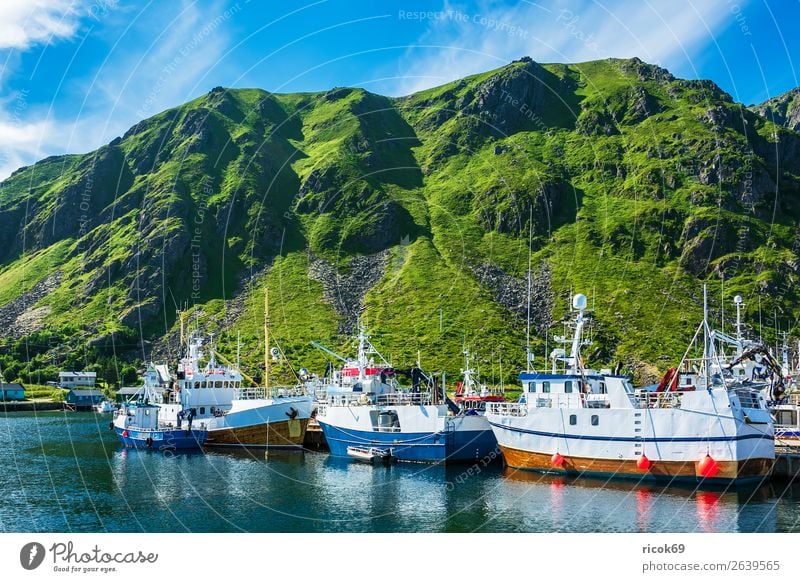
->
0;0;798;179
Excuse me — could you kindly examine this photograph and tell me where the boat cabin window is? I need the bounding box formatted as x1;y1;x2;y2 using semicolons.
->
776;410;797;426
216;381;222;388
565;381;573;394
528;382;536;393
194;382;200;389
591;415;599;426
200;407;205;414
599;382;607;394
542;382;551;394
623;381;634;394
201;382;207;388
569;414;577;425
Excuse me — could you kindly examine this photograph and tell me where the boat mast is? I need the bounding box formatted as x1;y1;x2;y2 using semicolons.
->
703;284;710;389
179;309;185;353
264;287;270;393
525;205;533;372
568;295;587;375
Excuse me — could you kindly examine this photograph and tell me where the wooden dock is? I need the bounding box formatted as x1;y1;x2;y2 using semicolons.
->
773;448;800;481
1;401;67;412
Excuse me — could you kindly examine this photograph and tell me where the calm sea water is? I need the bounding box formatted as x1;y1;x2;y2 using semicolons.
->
2;411;800;533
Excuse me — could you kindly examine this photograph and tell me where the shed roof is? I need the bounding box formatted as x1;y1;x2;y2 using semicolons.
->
69;389;104;397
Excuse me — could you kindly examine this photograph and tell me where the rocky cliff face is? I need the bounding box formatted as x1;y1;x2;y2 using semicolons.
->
752;87;800;132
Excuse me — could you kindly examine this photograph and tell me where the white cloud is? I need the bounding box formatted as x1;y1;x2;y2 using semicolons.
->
390;0;742;96
0;0;237;180
0;0;82;50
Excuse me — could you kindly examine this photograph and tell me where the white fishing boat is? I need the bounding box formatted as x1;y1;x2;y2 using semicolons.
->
486;289;774;486
94;400;115;414
452;348;505;414
314;325;497;463
154;294;313;449
112;364;207;450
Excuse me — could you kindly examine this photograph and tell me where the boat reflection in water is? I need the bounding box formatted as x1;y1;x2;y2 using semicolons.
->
498;467;777;532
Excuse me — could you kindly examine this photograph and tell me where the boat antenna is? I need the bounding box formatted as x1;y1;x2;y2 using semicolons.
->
176;309;183;361
264;287;270;393
720;277;725;336
703;284;710;389
734;294;744;345
237;330;241;370
525;204;533;372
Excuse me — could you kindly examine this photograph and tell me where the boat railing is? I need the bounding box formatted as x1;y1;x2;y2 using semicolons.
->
487;402;527;417
236;386;307;400
376;392;434;406
325;391;434;407
236;387;268;400
634;390;683;409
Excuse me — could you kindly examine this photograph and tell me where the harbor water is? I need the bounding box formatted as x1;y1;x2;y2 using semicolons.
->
2;411;800;533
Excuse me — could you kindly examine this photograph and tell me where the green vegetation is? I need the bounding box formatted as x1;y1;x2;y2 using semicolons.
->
1;58;799;387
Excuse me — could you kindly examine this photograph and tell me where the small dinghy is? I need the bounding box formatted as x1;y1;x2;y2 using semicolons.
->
347;446;395;464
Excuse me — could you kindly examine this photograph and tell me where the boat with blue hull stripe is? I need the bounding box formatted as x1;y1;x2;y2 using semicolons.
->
115;426;206;450
319;422;497;463
489;421;773;443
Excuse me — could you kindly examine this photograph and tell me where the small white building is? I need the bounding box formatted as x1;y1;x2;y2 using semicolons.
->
58;371;97;389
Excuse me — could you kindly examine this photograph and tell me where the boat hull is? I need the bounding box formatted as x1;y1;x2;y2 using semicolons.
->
497;444;772;485
115;426;206;450
487;399;774;486
202;396;313;449
205;417;309;448
318;417;497;463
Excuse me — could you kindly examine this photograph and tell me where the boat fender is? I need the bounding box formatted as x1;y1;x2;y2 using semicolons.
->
145;437;153;448
108;422;114;431
285;407;298;420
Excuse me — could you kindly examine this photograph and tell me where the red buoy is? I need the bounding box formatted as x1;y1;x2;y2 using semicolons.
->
698;454;719;478
551;452;564;467
636;454;651;470
122;430;129;437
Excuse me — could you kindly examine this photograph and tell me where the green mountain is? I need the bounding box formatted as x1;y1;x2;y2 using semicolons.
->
2;57;799;386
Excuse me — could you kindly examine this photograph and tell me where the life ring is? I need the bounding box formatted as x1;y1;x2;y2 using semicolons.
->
145;437;153;448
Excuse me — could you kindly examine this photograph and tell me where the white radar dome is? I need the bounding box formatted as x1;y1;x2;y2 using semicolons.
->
572;293;588;311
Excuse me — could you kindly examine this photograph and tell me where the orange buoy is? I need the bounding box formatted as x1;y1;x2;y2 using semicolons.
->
698;454;719;478
636;454;651;470
551;452;564;467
